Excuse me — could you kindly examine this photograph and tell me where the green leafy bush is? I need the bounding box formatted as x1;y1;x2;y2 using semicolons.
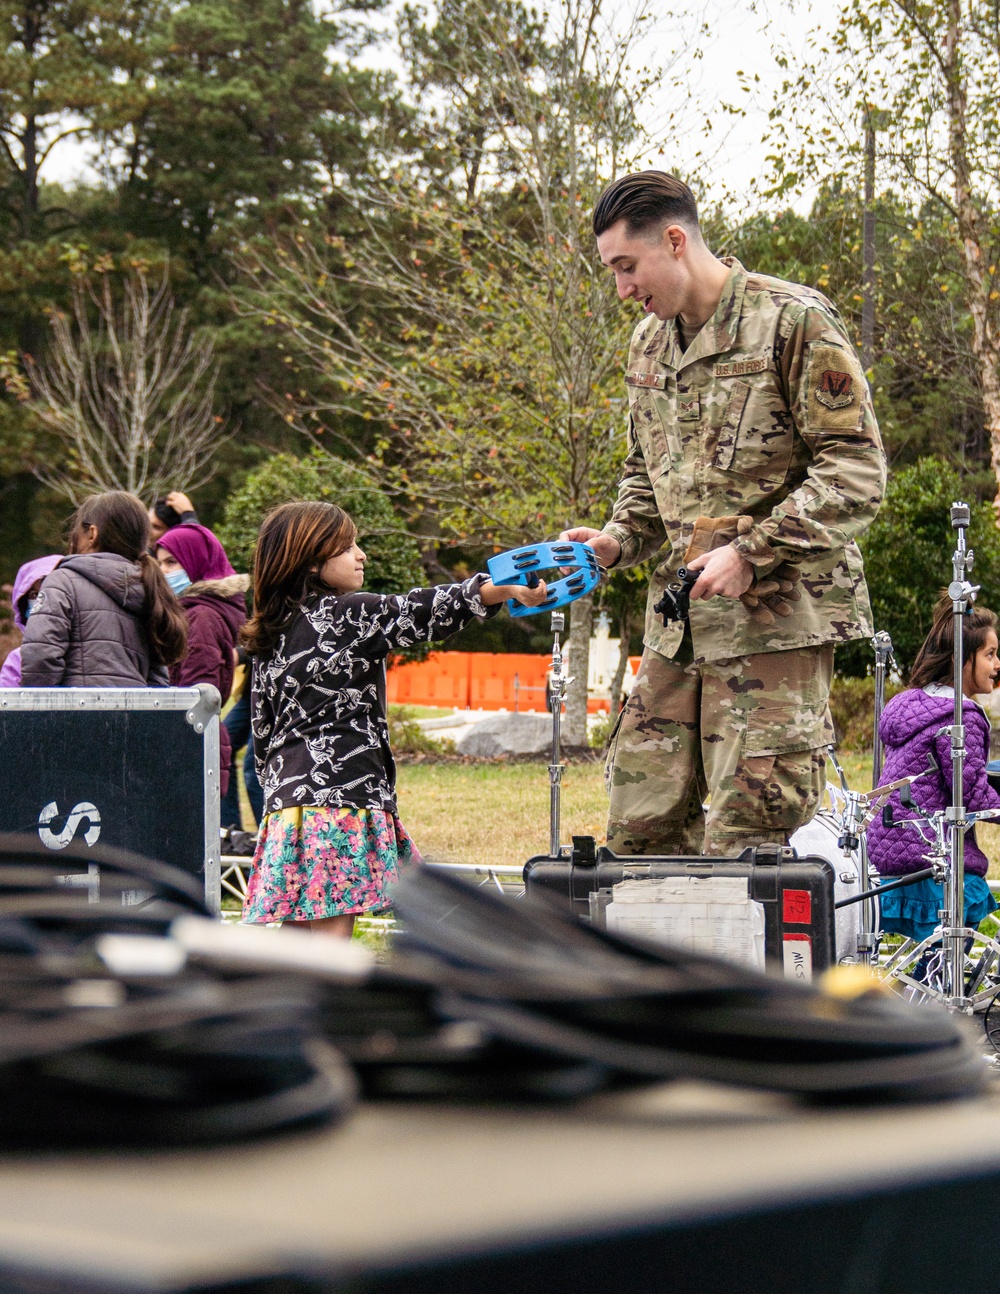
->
388;706;455;755
838;457;1000;677
217;450;425;594
588;710;616;750
829;676;904;754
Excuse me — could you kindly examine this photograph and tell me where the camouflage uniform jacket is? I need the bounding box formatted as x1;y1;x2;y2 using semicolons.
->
602;257;886;665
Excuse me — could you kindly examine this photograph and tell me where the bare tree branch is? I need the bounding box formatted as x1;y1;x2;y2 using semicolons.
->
24;266;228;503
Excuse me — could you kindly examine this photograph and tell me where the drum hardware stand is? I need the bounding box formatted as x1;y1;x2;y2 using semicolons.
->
815;630;896;966
853;629;895;962
878;799;1000;1007
945;502;975;1006
826;748;922;965
548;610;571;858
871;630;894;789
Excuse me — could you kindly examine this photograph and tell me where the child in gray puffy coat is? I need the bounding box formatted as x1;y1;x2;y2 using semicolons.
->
21;492;188;688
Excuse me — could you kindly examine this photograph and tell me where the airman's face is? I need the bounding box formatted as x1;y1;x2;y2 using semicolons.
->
596;219;692;321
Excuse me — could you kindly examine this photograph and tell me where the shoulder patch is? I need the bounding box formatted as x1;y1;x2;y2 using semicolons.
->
806;344;865;430
625;371;667;389
714;357;769;378
815;368;854;410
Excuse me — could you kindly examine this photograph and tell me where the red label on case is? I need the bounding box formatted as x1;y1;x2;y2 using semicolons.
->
782;889;812;925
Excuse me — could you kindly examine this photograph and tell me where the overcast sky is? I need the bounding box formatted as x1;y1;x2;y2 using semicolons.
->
41;0;830;216
629;0;835;214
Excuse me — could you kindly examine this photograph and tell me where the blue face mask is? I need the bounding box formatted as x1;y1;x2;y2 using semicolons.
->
25;599;37;619
166;569;191;596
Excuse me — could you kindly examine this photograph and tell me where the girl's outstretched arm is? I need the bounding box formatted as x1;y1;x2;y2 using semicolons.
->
330;574;547;658
479;579;549;609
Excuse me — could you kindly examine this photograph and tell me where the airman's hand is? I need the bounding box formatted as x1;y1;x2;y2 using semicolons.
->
686;544;754;600
558;526;621;570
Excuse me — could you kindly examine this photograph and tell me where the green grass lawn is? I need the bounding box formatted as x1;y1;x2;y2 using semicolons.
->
238;744;1000;880
396;761;608;867
396;749;1000;878
395;752;879;871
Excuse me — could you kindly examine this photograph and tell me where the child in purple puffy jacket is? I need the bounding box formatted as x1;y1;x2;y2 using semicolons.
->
867;597;1000;940
0;554;63;687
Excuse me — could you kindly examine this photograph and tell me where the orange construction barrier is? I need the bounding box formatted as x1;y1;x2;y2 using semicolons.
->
386;652;615;712
386;652;552;711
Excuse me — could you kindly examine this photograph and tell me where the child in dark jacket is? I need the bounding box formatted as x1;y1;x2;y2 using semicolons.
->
241;501;548;937
21;492;187;688
867;598;1000;940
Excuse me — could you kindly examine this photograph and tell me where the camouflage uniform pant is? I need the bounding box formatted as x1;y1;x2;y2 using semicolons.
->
606;635;834;857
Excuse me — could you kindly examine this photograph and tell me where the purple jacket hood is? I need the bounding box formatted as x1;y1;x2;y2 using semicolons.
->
11;555;62;630
879;687;958;749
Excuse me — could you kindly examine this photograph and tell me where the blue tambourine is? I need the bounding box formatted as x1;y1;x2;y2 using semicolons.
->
486;541;601;617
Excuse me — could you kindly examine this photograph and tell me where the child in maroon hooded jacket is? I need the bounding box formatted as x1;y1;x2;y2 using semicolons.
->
155;524;248;795
867;596;1000;941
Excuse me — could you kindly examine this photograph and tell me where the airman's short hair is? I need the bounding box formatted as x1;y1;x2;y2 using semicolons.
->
592;171;700;240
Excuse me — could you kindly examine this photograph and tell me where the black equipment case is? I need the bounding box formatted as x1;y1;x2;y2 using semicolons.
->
524;837;836;979
0;686;221;912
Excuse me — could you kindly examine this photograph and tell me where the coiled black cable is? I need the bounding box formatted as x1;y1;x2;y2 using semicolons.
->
0;834;354;1147
385;867;985;1104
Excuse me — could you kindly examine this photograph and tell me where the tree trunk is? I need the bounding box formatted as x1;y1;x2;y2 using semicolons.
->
563;590;593;747
608;608;632;713
942;0;1000;507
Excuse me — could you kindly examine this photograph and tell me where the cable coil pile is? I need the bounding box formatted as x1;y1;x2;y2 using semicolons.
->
0;835;354;1148
386;868;985;1103
0;832;985;1150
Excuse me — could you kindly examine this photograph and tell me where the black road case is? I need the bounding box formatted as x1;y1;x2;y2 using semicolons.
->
0;686;221;911
524;837;836;980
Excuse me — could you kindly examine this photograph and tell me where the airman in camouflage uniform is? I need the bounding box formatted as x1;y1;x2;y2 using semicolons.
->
566;172;886;856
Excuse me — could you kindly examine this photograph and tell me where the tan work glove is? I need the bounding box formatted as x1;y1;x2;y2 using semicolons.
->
683;515;802;627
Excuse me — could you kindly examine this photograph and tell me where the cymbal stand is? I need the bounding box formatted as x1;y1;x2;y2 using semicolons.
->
878;503;1000;1014
856;629;894;964
945;502;976;1005
871;630;894;789
548;611;570;858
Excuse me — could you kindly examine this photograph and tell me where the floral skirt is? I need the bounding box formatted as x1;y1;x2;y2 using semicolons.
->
242;805;421;924
879;873;997;943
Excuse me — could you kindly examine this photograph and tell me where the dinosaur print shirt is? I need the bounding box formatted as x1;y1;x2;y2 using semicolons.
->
251;577;494;816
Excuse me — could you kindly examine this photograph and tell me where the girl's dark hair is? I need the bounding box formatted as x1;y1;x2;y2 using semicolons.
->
242;501;357;657
69;491;188;667
152;497;183;530
909;594;998;688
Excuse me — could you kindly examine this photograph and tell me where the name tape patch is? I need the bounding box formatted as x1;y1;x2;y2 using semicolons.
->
625;371;667;389
714;357;769;378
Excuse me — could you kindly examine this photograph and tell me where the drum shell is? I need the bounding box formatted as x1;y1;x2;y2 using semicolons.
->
790;812;866;964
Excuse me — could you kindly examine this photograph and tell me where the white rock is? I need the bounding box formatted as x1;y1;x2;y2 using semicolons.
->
456;711;554;757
